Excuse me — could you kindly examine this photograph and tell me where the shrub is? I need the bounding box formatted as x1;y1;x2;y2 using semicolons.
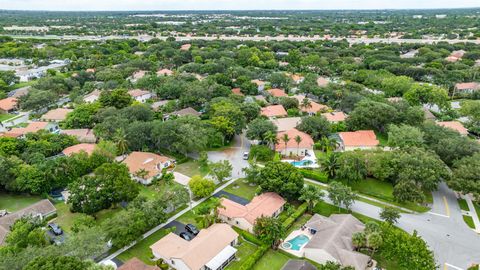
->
188;175;215;198
299;168;328;183
282;202;308;230
232;226;263;246
239;245;269;270
249;145;274;161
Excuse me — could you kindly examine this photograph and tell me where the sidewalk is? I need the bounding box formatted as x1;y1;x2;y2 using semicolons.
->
463;194;480;233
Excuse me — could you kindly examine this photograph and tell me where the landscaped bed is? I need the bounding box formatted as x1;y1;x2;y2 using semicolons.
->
463;215;475;229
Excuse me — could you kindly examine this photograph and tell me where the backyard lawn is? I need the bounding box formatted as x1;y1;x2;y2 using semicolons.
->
253;250;293;270
224;179;258;201
175;160;209;177
0;113;14;122
0;193;42;212
226;239;259;270
116;228;172;265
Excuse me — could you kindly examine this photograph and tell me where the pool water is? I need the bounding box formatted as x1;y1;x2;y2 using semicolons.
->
286;234;310;250
290;160;313;167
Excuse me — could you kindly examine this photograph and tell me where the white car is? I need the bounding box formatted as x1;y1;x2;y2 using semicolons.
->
243;152;249;160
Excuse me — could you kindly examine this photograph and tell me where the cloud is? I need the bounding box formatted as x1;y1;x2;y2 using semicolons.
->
0;0;478;11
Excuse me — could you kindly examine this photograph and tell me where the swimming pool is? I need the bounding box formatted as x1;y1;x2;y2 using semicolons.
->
285;234;310;251
290;160;314;167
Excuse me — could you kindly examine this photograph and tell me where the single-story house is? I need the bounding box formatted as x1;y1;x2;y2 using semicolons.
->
454;82;480;94
290;74;305;84
337;130;379;151
128;89;152;103
0;199;56;245
164;107;201;121
8;86;30;98
150;223;238;270
275;128;314;157
261;105;288;119
130;70;147;82
1;122;59;138
122;151;174;185
231;88;244;96
436;121;469;136
218;192;286;233
60;129;97;143
267;88;288;98
271;117;301;132
302;214;371;270
251;79;266;92
83;89;102;103
293;95;329;115
317;77;330;88
180;44;192;51
118;257;160;270
86;68;96;73
322;112;347;123
62;143;96;157
41;108;73;122
281;260;316;270
445;50;466;63
0;97;18;114
157;68;174;76
151;100;170;111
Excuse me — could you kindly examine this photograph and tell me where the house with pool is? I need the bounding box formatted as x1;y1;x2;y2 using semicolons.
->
218;192;286;233
281;214;372;270
275;128;314;158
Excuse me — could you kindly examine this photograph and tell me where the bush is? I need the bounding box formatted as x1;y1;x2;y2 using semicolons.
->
299;168;328;183
232;226;263;246
188;175;215;198
282;202;308;230
239;244;269;270
249;145;274;161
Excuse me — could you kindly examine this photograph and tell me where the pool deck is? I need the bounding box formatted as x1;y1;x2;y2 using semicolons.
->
280;229;312;257
281;156;320;168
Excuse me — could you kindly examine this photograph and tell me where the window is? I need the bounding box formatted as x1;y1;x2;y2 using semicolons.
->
171;260;175;265
236;221;239;225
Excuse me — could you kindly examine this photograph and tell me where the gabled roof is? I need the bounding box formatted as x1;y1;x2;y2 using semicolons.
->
62;143;96;157
322;112;347;122
0;199;56;245
267;88;288;97
338;130;379;147
0;97;18;111
118;258;160;270
455;82;480;91
157;68;173;76
219;192;286;225
2;122;51;138
275;128;314;150
436;121;469;135
281;260;317;270
122;151;172;179
294;95;329;114
304;214;370;270
261;105;288;118
60;129;96;143
172;107;201;117
128;89;150;98
41;108;73;121
270;117;301;132
150;223;238;270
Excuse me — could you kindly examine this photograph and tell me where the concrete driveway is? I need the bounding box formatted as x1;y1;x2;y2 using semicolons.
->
317;181;480;269
207;133;251;178
173;172;191;186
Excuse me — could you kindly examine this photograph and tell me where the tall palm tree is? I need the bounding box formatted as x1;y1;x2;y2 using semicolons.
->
294;135;302;159
264;131;279;152
323;152;339;179
114;129;129;158
281;134;290;157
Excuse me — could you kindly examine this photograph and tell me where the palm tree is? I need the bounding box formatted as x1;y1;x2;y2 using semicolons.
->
264;131;279;152
323;152;339;179
294;135;302;160
299;185;324;212
281;134;290;157
114;129;129;158
134;168;149;179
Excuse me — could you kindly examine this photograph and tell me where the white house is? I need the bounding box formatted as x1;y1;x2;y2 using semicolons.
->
275;128;314;157
128;89;153;103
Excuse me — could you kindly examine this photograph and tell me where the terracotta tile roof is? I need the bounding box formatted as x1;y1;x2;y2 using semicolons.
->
267;88;288;97
271;117;301;132
322;112;347;122
455;82;480;91
2;122;51;138
294;95;329;114
128;89;150;98
317;77;329;87
157;68;173;76
41;108;73;121
0;199;56;245
60;129;96;143
62;143;96;156
83;89;101;101
118;258;160;270
231;88;244;96
219;192;286;225
445;56;460;63
261;105;288;118
132;70;147;80
251;79;265;86
180;44;192;51
275;128;314;150
0;97;18;111
451;50;466;59
338;130;379;147
150;223;238;270
122;151;172;179
436;121;469;135
86;68;96;73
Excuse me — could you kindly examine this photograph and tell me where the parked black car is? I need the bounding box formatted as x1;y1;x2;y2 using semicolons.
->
185;224;199;235
48;223;63;235
179;232;192;241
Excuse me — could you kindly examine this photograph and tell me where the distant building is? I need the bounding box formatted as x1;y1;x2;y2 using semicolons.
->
128;89;152;103
321;112;347;123
454;82;480;94
271;117;302;132
317;77;330;88
0;97;18;114
260;105;288;119
231;88;244;96
122;151;174;185
180;44;192;51
41;108;73;122
60;129;97;143
164;107;201;121
337;130;379;151
157;68;174;76
293;95;329;116
62;143;96;157
130;70;147;82
1;122;59;138
276;128;314;157
436;121;469;136
251;79;266;92
83;89;102;103
267;88;288;98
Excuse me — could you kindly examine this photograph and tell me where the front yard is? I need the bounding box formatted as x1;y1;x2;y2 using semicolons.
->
116;228;172;264
223;179;258;201
174;159;209;177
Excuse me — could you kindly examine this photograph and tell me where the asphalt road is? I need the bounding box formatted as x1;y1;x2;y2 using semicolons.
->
207;133;251;179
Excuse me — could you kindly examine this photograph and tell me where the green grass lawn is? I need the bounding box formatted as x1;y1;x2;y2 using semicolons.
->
463;215;475;229
7;81;34;91
176;197;219;229
116;228;172;265
0;113;15;122
475;203;480;221
224;179;258;201
253;249;293;270
313;201;380;224
175;160;209;177
314;150;328;162
0;193;42;212
226;239;259;270
458;198;470;211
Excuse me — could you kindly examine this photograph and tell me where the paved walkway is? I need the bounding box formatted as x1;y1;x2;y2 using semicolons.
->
464;194;480;233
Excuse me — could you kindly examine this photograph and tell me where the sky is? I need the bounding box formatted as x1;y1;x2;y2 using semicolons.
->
0;0;479;11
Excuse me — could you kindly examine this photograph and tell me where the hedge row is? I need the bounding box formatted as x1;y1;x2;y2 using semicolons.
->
239;244;269;270
232;226;264;246
299;168;328;183
282;202;308;231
